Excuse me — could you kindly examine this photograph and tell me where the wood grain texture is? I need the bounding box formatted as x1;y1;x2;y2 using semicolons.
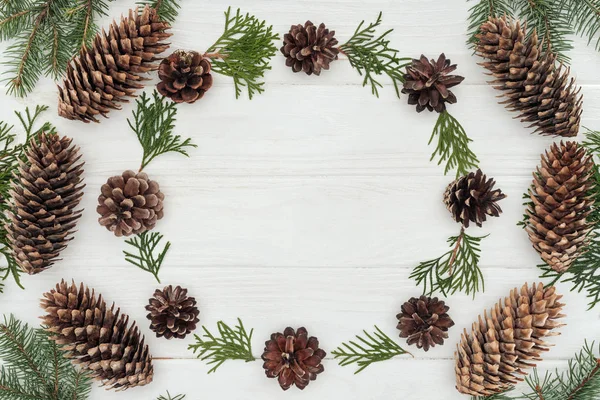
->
0;0;599;399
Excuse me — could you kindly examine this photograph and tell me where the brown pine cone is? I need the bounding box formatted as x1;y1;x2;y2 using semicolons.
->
525;141;595;272
57;6;171;123
401;54;464;113
281;21;339;75
145;285;200;339
262;327;326;391
157;50;213;104
6;133;85;275
455;282;565;397
396;296;454;351
444;169;506;228
97;170;164;237
40;280;153;390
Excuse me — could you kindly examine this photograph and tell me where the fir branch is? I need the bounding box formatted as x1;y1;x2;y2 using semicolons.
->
157;392;186;400
430;110;479;178
137;0;180;24
128;90;196;171
189;318;255;374
410;228;487;297
205;7;279;99
470;390;515;400
123;231;171;284
332;326;413;374
66;0;111;52
339;12;411;98
466;0;514;46
561;0;600;51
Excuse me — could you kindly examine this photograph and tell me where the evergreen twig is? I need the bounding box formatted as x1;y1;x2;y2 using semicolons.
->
157;392;186;400
410;228;487;297
332;326;413;374
123;231;171;284
430;110;479;178
561;0;600;51
66;0;112;52
466;0;513;46
339;12;411;98
189;318;255;374
205;8;278;99
137;0;180;24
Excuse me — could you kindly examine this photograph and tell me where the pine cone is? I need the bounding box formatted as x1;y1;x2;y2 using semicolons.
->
262;327;326;391
444;169;506;228
57;6;171;123
281;21;339;75
40;280;153;390
525;141;595;272
6;133;84;275
401;54;464;113
455;282;565;397
145;285;199;339
396;296;454;351
97;170;164;237
157;50;213;104
476;17;582;137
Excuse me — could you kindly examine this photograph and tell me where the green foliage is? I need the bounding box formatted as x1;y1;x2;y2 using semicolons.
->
157;392;186;400
470;390;514;400
561;0;600;51
340;12;411;98
430;111;479;178
410;228;487;297
137;0;180;24
466;0;513;46
128;90;196;171
123;231;171;284
0;315;92;400
66;0;111;51
205;7;279;99
332;326;413;374
189;319;255;374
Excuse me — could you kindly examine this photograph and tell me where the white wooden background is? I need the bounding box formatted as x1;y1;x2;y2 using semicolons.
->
0;0;599;399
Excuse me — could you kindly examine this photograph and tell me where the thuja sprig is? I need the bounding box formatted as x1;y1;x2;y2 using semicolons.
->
137;0;180;24
204;7;279;99
189;318;256;374
332;326;413;374
157;392;186;400
431;111;479;178
123;231;171;284
339;12;411;98
410;228;487;297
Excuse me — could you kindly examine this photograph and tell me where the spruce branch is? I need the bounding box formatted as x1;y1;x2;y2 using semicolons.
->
466;0;514;46
339;12;411;98
561;0;600;51
410;228;487;297
332;326;413;374
123;231;171;284
157;392;186;400
189;318;255;374
430;110;479;178
136;0;180;24
66;0;111;52
205;7;279;99
128;90;196;171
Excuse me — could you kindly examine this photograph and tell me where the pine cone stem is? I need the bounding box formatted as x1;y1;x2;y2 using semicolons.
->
448;227;465;276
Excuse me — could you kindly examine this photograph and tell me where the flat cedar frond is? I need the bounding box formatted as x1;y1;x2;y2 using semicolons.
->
137;0;180;24
331;326;413;374
128;90;196;171
410;228;487;297
0;315;92;400
429;111;479;178
561;0;600;51
339;12;411;98
123;231;171;284
189;318;255;374
466;0;514;46
157;392;186;400
205;7;279;99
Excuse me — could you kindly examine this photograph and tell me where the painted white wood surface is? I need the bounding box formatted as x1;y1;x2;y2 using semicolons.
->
0;0;599;399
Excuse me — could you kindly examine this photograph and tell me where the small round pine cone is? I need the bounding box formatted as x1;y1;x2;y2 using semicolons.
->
146;285;200;339
444;169;506;228
157;50;213;104
396;296;454;351
281;21;339;75
402;53;464;113
97;170;164;237
262;327;326;391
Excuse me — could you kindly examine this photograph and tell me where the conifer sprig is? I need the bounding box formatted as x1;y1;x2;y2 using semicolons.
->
157;392;186;400
66;0;112;52
339;12;411;98
410;228;487;297
189;319;256;374
430;111;479;178
137;0;180;24
128;90;196;171
123;231;171;284
332;326;413;374
561;0;600;51
205;7;279;99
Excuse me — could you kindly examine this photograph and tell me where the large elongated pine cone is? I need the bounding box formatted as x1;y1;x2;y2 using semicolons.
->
58;6;171;123
6;133;84;275
525;141;595;273
40;280;153;390
455;282;565;397
476;17;582;137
